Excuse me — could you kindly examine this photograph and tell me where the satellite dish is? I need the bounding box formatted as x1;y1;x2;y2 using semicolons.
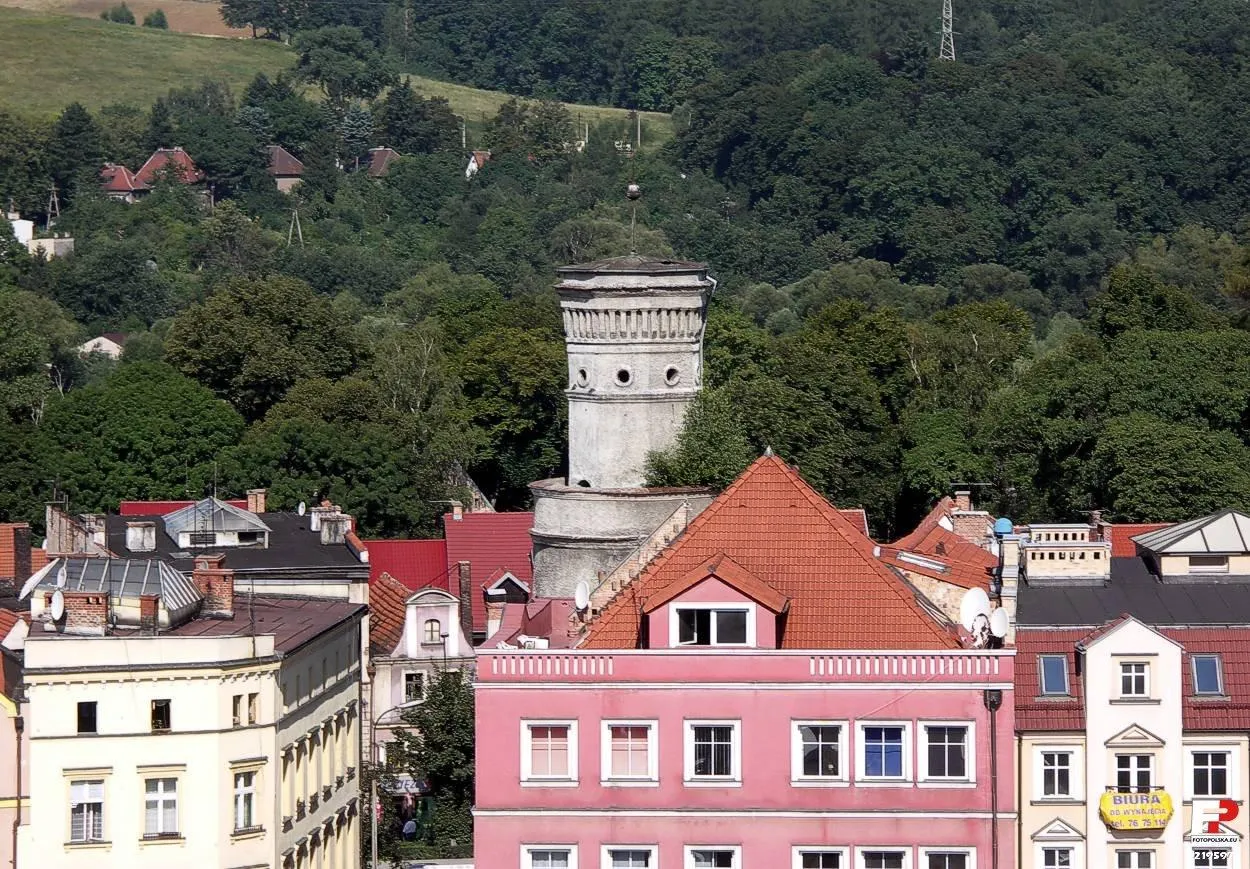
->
573;580;590;612
55;563;67;589
50;589;65;621
990;607;1010;639
40;538;48;550
958;587;991;632
297;501;306;516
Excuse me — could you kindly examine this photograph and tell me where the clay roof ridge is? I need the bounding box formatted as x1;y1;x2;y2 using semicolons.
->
893;496;956;550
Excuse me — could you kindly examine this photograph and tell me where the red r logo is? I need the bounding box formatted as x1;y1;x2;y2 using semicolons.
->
1207;798;1239;833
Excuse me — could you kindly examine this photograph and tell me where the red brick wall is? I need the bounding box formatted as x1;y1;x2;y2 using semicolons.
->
64;591;108;635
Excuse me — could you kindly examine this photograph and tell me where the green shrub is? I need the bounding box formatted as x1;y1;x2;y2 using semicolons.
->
142;9;168;28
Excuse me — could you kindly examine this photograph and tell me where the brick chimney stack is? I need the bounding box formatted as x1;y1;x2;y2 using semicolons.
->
63;590;109;636
954;490;973;512
247;488;267;514
192;554;235;619
452;501;464;521
457;560;474;646
139;594;160;635
6;524;32;594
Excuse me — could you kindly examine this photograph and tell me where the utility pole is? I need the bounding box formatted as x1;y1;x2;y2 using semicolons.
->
940;0;956;61
287;209;304;248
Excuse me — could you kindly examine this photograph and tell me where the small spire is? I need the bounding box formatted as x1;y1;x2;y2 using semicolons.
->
764;445;773;457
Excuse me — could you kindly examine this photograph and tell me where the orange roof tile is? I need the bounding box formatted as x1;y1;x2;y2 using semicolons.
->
838;508;870;537
643;553;790;615
0;608;18;640
1108;523;1171;557
135;147;204;186
580;455;960;650
369;572;412;656
893;497;957;551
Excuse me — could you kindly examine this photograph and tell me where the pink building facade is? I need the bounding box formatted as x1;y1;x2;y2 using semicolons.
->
475;648;1016;869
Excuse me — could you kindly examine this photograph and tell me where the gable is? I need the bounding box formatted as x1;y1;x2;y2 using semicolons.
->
483;571;530;597
1105;724;1165;748
1133;510;1250;555
642;554;788;615
1032;818;1084;841
1078;614;1181;652
581;455;958;650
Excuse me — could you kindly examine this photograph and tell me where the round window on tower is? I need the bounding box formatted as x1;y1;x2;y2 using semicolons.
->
576;368;589;387
665;367;680;386
615;369;632;386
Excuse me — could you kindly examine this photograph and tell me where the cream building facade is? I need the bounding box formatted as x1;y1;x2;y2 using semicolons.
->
13;555;365;869
1013;511;1250;869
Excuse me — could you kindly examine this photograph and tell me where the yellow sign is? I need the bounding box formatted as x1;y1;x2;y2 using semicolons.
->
1099;790;1174;830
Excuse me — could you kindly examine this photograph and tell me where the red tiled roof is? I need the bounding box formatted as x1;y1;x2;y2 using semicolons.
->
31;548;49;574
135;147;204;186
0;608;18;640
485;599;578;649
1108;523;1171;557
366;539;449;591
1016;624;1250;731
838;508;870;537
367;147;400;177
100;163;147;193
581;455;960;650
893;497;957;551
444;512;534;634
369;571;412;655
119;500;248;516
267;144;305;177
642;554;789;615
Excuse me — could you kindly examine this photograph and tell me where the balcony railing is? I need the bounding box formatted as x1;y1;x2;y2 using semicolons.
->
480;649;1012;684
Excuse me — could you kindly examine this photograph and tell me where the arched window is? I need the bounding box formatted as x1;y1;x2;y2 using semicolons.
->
424;618;441;644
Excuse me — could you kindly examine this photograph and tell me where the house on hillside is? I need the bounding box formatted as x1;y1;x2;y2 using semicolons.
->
267;144;304;193
100;163;148;203
77;333;127;359
366;147;400;178
464;150;491;179
100;147;208;204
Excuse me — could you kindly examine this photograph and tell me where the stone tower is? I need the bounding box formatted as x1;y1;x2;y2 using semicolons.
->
530;255;718;599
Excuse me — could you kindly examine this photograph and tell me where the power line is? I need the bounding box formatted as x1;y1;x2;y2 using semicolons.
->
939;0;956;61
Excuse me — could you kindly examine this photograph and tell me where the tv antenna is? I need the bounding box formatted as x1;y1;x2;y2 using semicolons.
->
939;0;956;61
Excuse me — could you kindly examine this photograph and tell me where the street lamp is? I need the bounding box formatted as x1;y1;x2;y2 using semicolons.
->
369;702;409;869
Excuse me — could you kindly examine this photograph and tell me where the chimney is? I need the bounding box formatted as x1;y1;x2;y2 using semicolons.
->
247;488;267;514
139;594;159;635
309;505;332;532
63;590;109;636
126;521;156;553
192;554;234;618
451;501;463;521
11;524;31;592
996;533;1021;644
457;560;474;645
953;490;973;512
320;514;349;546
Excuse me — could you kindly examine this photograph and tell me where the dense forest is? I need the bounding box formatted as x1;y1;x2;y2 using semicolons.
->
1;0;1248;541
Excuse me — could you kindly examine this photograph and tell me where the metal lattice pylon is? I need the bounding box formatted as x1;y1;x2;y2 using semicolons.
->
940;0;956;61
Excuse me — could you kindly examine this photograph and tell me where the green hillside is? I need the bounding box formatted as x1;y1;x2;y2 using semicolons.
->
0;6;671;141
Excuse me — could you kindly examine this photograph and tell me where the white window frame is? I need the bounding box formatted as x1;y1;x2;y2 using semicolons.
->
601;720;659;785
522;844;578;869
1033;745;1084;801
520;720;579;785
233;771;256;831
856;847;913;869
1114;851;1154;869
1038;655;1069;696
919;721;976;785
1185;744;1240;800
670;603;756;647
143;777;178;838
1119;661;1149;698
1115;753;1154;792
919;848;977;869
1035;841;1083;868
68;779;105;844
792;847;850;868
1189;555;1230;575
684;845;742;868
683;720;742;786
791;720;850;786
856;721;912;784
1192;655;1225;695
601;845;658;868
423;618;442;644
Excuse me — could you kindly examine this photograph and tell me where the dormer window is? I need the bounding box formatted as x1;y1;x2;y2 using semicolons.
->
424;619;442;644
1193;655;1224;695
1038;655;1069;696
674;606;751;647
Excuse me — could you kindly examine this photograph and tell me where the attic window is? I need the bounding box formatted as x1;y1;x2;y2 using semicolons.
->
675;606;751;647
188;531;215;546
1193;655;1224;695
1038;655;1069;696
1190;556;1229;574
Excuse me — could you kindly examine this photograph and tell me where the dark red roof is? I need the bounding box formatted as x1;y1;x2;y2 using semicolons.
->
100;163;147;193
135;148;204;186
485;598;578;649
164;595;364;653
366;539;449;591
1016;624;1250;731
367;147;400;177
581;455;959;650
267;144;305;177
838;508;870;537
119;500;248;516
444;512;534;634
369;571;413;655
1108;523;1171;557
0;608;18;640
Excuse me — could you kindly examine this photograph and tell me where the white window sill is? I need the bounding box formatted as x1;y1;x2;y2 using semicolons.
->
918;779;977;788
65;841;111;850
1033;796;1082;804
684;778;742;788
521;779;579;788
856;779;913;788
790;779;850;788
139;834;185;845
601;779;660;788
